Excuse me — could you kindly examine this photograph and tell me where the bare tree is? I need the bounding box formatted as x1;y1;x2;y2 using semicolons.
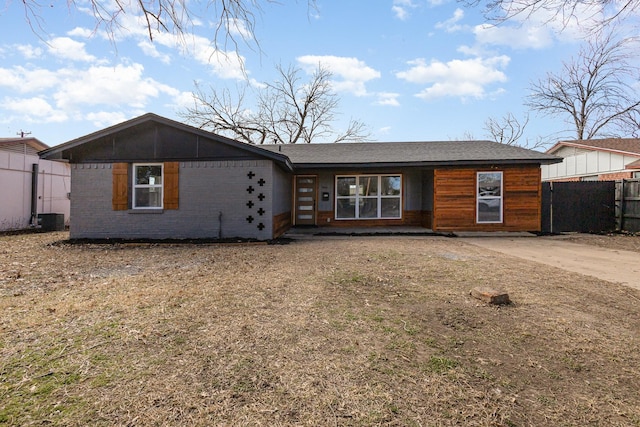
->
525;32;640;140
181;64;370;144
466;0;639;33
16;0;314;49
485;113;528;145
484;112;549;149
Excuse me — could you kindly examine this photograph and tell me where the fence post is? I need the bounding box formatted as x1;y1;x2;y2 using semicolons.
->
549;181;553;234
619;179;625;231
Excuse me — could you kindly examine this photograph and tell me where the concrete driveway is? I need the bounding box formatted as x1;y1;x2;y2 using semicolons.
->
460;235;640;291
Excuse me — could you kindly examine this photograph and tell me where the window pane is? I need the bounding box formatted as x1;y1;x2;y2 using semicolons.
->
381;176;401;196
136;165;162;185
135;187;163;208
336;198;356;218
359;198;378;218
337;177;356;197
478;172;501;197
359;176;378;196
381;198;400;218
478;199;501;222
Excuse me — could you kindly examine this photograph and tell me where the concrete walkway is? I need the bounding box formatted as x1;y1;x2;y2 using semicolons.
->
459;236;640;291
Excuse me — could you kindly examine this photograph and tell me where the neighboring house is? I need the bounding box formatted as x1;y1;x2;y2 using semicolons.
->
39;113;561;240
0;137;71;231
542;138;640;182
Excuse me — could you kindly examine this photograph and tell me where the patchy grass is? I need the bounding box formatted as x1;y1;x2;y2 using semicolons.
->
1;232;639;426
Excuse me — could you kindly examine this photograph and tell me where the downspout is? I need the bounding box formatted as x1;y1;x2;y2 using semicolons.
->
30;163;39;227
218;211;223;239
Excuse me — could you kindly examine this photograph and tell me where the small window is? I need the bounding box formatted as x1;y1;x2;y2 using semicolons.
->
133;164;163;209
477;171;502;223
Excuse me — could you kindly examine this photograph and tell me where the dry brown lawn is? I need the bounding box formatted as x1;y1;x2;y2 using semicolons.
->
1;231;639;426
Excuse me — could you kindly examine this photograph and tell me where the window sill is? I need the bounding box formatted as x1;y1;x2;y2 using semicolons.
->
129;209;164;214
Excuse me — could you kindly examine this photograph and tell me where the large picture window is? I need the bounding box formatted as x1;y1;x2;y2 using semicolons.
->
133;164;163;209
336;175;401;219
477;171;502;223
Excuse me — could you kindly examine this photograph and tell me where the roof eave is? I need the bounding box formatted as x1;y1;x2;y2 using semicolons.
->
290;158;562;170
548;140;640;157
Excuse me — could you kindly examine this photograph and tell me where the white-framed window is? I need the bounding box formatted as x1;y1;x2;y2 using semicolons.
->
477;171;502;223
335;174;402;219
133;163;163;209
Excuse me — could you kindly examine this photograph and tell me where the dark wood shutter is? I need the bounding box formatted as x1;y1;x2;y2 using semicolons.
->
164;162;179;210
112;163;129;211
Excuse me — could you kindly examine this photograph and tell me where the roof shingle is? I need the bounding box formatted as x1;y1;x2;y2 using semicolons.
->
260;140;560;167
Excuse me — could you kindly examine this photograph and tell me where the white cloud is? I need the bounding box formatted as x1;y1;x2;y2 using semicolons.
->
16;44;43;59
396;56;510;100
190;42;246;80
435;8;466;32
375;92;401;107
0;58;187;126
67;27;95;38
297;55;380;96
53;63;170;109
474;23;555;50
151;32;246;80
0;66;60;93
227;17;253;40
170;90;198;110
47;37;98;62
470;2;600;50
392;0;417;20
2;96;68;123
138;40;172;64
85;111;128;128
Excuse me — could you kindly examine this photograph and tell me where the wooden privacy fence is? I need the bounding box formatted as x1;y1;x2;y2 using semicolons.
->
541;179;640;233
616;179;640;233
541;181;616;234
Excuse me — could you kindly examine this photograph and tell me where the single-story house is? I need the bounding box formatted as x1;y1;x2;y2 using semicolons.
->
39;113;561;240
542;138;640;182
0;137;71;231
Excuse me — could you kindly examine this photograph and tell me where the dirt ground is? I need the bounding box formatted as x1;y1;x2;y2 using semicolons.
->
1;231;639;426
460;233;640;290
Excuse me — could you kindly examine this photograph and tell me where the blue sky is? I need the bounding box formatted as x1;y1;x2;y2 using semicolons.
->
0;0;633;148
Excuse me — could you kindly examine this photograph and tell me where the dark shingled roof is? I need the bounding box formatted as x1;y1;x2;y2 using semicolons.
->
259;140;561;168
547;138;640;156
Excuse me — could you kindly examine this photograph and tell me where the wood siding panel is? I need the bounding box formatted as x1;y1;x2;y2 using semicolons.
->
163;162;179;210
272;211;292;238
112;163;128;211
433;166;541;232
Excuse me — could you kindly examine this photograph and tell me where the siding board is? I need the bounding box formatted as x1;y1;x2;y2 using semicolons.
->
433;166;541;231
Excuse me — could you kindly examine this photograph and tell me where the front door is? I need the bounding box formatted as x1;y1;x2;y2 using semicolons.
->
295;176;317;225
